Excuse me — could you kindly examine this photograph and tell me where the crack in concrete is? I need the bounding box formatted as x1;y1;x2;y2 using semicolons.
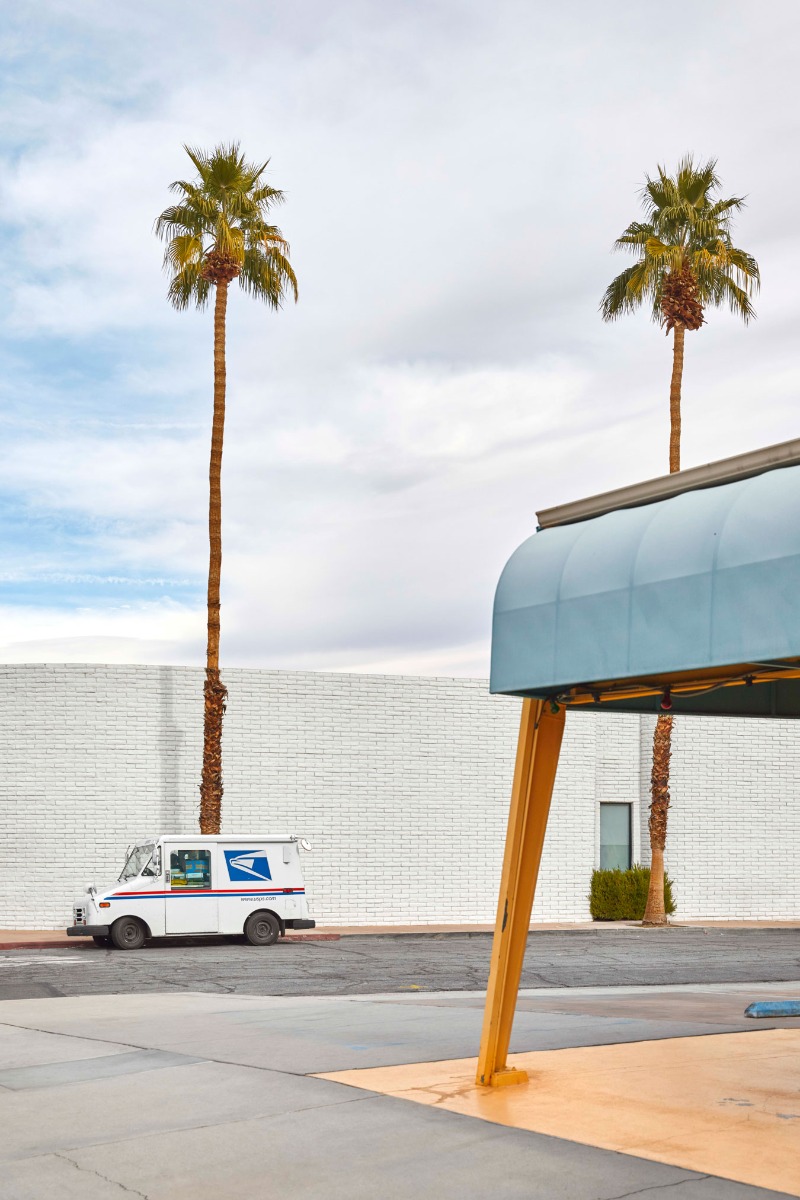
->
54;1151;151;1198
600;1174;711;1200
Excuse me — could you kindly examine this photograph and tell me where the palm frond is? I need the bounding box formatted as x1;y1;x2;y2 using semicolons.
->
166;262;212;311
705;195;746;221
154;201;210;240
242;220;290;253
691;216;730;242
706;273;757;322
164;233;204;272
614;221;656;251
726;245;761;290
251;183;285;206
238;244;298;306
600;260;658;321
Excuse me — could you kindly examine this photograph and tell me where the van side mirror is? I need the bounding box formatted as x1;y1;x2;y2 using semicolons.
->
151;849;162;875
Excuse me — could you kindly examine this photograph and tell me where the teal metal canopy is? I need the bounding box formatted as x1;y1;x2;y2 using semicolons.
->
491;454;800;717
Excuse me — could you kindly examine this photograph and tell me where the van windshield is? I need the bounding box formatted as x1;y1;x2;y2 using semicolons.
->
119;843;155;881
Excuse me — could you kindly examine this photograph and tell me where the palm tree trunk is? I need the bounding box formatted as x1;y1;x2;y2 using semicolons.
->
643;714;673;924
668;324;684;473
642;323;684;924
199;279;229;835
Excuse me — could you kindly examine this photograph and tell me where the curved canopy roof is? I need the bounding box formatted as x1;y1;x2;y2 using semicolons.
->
491;459;800;717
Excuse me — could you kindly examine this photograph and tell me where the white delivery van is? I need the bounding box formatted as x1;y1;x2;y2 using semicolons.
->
67;834;315;949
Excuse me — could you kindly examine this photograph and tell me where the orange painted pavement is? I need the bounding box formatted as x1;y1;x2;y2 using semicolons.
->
319;1029;800;1196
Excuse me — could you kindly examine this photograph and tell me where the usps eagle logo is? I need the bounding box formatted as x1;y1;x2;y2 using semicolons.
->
224;850;272;883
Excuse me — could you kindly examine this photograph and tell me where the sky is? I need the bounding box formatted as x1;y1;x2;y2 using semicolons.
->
1;0;799;677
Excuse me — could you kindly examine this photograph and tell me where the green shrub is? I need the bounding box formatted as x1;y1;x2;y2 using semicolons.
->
589;864;676;921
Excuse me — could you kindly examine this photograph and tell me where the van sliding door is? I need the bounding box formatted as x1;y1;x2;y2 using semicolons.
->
165;847;219;934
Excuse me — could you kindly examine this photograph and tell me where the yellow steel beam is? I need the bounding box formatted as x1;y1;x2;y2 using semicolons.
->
476;698;566;1087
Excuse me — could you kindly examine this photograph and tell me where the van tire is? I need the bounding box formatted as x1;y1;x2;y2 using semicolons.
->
110;917;146;950
92;935;111;947
244;912;280;946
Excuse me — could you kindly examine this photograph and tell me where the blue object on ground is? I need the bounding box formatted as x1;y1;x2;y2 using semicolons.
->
744;1000;800;1018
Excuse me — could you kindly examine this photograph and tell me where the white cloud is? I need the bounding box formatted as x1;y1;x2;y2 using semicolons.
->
0;600;203;666
2;0;800;674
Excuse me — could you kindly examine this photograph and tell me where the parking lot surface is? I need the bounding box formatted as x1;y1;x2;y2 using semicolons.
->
2;983;798;1199
1;926;798;1001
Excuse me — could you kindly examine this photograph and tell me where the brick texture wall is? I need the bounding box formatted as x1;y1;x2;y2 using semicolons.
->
0;665;797;928
638;715;800;920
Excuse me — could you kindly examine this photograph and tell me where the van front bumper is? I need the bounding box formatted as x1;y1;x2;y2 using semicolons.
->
67;925;110;937
284;919;315;930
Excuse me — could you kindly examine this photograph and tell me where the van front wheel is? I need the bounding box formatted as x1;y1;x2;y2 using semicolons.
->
110;917;146;950
244;912;280;946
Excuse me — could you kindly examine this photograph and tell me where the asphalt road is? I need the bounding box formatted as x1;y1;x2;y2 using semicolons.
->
1;927;799;1001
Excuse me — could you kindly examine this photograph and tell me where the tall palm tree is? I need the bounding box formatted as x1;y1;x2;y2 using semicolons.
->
600;156;759;924
155;143;298;834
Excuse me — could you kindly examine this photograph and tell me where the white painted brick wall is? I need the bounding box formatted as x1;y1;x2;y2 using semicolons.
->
638;714;800;920
0;665;797;928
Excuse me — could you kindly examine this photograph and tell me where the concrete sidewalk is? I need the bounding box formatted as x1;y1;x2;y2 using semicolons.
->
2;982;799;1198
3;918;800;951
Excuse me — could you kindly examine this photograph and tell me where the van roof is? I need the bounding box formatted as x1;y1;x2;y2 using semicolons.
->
140;834;297;842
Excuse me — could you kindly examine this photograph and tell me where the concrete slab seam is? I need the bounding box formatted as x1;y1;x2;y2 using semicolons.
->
0;1013;403;1084
29;1090;384;1166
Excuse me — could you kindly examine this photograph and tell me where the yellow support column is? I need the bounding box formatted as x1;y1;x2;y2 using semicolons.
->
476;697;566;1087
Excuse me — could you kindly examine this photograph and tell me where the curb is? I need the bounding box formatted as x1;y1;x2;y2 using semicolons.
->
2;924;798;952
0;940;77;951
0;934;342;951
283;933;341;943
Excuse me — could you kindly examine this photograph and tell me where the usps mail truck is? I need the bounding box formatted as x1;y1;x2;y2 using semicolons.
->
67;834;315;949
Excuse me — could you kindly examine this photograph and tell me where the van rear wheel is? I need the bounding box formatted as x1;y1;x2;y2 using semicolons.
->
110;917;146;950
244;912;280;946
